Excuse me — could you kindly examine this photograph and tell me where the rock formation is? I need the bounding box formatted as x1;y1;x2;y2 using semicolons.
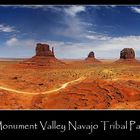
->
88;51;95;58
115;48;139;64
85;51;101;63
120;48;135;59
35;43;54;57
22;43;65;67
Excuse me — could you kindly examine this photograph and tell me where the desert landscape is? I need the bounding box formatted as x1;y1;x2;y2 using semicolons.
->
0;43;140;109
1;5;140;110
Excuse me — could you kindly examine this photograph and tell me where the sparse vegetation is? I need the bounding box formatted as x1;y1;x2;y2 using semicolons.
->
0;60;140;109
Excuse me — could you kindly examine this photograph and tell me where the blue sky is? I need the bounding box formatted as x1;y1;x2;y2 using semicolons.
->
1;5;140;58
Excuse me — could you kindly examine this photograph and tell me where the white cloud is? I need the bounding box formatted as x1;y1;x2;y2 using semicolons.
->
80;22;93;26
48;6;109;42
0;5;63;13
64;6;86;16
20;5;48;9
2;37;37;58
16;5;62;12
0;5;48;9
131;7;140;14
85;34;111;41
46;35;140;59
90;35;140;58
6;37;18;46
53;6;104;42
110;5;117;8
104;5;117;8
1;5;140;59
0;5;67;13
0;24;15;32
6;37;36;47
57;16;87;39
2;35;140;59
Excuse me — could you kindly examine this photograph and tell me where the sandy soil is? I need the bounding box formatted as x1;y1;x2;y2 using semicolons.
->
0;59;140;109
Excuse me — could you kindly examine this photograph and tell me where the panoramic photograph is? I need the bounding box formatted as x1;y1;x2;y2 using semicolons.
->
0;5;140;109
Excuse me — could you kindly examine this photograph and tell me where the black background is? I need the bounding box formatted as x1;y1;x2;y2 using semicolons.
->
0;0;140;137
0;0;140;4
1;110;140;137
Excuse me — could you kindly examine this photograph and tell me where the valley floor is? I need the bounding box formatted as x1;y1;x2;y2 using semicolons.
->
0;59;140;109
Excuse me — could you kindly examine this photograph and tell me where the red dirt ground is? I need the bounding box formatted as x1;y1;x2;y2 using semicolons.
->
0;59;140;109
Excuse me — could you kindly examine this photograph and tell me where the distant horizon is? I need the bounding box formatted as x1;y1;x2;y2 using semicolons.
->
0;56;136;60
1;5;140;58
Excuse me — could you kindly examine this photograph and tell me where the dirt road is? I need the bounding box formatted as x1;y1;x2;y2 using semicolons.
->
0;76;86;95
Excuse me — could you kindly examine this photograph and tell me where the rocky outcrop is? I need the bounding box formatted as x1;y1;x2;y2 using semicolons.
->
22;43;65;67
115;48;139;64
85;51;101;63
36;43;54;57
87;51;95;58
120;48;135;59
